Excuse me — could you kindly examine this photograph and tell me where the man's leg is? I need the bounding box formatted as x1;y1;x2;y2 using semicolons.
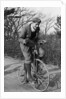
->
24;62;35;82
20;43;35;82
20;44;28;83
23;63;28;82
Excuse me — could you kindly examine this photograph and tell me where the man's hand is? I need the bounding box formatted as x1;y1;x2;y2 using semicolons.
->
23;39;27;44
25;38;35;47
18;38;27;44
19;38;35;47
23;38;29;44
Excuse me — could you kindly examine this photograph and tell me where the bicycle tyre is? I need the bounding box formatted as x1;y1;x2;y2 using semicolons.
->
31;59;49;91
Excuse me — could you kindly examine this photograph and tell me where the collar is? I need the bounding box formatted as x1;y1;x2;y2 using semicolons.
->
31;23;36;32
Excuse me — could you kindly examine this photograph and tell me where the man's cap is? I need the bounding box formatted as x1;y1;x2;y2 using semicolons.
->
32;17;41;24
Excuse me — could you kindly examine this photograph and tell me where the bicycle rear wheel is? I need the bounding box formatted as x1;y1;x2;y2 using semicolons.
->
31;59;49;91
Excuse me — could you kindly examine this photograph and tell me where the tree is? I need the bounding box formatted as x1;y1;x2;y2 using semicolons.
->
54;16;61;38
4;8;15;17
4;7;37;40
41;16;55;35
4;7;38;57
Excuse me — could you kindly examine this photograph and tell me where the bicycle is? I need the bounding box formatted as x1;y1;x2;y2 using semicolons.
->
18;40;49;91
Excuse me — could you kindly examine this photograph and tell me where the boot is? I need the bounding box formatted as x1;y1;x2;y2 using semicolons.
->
25;63;35;82
22;63;28;83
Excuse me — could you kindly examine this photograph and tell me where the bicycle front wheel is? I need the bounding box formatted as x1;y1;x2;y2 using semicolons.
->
32;59;49;91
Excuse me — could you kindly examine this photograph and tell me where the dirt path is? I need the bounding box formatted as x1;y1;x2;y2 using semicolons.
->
4;56;61;92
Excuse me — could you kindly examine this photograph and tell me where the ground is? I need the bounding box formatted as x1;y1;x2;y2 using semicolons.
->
4;56;61;92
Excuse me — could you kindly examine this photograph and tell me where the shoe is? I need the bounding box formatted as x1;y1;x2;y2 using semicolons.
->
28;77;36;85
29;81;35;85
21;78;29;84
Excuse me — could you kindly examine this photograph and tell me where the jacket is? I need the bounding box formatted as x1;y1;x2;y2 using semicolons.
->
19;24;40;43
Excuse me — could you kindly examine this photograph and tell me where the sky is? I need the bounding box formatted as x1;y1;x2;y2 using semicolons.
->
7;7;61;17
30;7;61;17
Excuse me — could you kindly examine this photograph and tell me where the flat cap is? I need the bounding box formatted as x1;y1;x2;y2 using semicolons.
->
32;17;41;24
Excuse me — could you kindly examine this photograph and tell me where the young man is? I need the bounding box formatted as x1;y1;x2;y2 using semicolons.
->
19;18;43;83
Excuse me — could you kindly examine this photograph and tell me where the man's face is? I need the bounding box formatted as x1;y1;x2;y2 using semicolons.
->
32;22;40;31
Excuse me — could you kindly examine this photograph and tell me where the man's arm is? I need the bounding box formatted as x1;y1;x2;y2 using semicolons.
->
18;26;26;44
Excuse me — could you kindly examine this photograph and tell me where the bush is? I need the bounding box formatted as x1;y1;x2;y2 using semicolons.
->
4;34;61;67
4;39;23;59
41;34;61;67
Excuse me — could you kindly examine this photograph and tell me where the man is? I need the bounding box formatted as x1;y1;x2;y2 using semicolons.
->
19;17;44;83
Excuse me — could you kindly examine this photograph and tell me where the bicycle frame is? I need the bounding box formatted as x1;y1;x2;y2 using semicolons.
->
32;45;39;73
